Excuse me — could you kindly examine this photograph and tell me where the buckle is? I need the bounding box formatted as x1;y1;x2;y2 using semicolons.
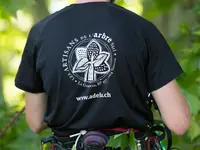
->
41;136;58;145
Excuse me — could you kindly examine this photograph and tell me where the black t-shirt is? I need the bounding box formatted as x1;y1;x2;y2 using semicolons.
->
15;2;184;136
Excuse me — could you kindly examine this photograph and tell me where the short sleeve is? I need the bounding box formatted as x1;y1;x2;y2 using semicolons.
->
15;26;44;93
145;23;184;92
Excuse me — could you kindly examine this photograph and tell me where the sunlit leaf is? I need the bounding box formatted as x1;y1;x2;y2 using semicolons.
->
107;135;122;148
0;0;35;17
107;133;129;150
114;133;125;139
72;144;76;150
188;117;200;141
179;23;190;35
193;29;200;36
129;133;135;150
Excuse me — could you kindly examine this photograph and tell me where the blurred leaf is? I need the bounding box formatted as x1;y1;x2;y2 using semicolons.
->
183;90;200;115
0;0;34;17
188;117;200;141
107;133;129;149
114;133;125;139
154;0;178;11
193;29;200;36
192;2;200;15
129;133;135;150
143;0;178;19
72;144;76;150
179;70;200;90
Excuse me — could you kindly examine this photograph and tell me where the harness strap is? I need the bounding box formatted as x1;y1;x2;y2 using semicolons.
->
150;125;165;142
99;127;140;133
156;112;172;150
42;127;166;150
100;126;166;145
70;130;87;148
164;124;172;150
51;144;55;150
42;94;172;150
148;94;173;150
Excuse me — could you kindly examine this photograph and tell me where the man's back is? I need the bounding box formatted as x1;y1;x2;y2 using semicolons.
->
15;1;189;138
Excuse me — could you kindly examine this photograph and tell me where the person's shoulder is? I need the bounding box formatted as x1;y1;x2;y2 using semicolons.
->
30;5;72;36
108;4;153;27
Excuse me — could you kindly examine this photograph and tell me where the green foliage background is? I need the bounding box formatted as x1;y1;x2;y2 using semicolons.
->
0;0;199;149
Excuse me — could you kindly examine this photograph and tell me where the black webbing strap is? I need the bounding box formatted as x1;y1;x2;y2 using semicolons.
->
164;124;172;150
148;94;172;150
41;136;71;150
150;125;165;142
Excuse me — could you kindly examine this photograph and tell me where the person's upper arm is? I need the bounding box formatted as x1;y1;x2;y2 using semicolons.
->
25;92;47;133
145;22;191;135
15;25;47;133
151;80;190;135
15;25;44;93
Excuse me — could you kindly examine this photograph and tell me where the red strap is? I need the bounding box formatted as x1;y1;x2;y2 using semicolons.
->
55;128;141;138
51;144;55;150
148;136;157;141
100;128;140;133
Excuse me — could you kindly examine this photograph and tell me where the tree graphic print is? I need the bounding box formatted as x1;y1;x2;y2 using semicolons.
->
72;39;110;82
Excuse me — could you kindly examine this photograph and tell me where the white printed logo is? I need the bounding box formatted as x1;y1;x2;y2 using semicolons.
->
62;33;117;87
73;39;110;82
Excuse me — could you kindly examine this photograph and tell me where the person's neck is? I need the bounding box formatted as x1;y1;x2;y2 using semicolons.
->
75;0;110;4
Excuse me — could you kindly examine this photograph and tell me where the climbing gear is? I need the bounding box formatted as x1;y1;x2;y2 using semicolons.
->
135;134;149;150
0;95;179;150
41;130;117;150
82;131;109;150
41;135;77;150
147;94;172;150
41;125;165;150
41;94;179;150
147;94;180;150
134;123;166;150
